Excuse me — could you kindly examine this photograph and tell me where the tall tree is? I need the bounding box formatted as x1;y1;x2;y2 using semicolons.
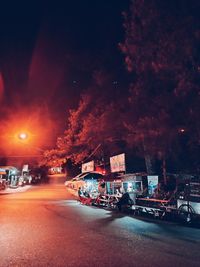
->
121;0;200;177
55;71;128;165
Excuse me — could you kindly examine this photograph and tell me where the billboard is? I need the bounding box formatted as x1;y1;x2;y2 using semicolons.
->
110;153;126;173
81;160;94;173
22;165;29;172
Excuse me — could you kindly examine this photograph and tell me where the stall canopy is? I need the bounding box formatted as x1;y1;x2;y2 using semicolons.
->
0;169;6;175
0;166;19;175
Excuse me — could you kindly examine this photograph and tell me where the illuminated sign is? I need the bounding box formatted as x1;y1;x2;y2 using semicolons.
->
110;153;126;173
82;161;94;173
22;164;29;172
147;175;158;196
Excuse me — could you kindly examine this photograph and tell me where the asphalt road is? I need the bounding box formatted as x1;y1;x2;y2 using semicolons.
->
0;175;200;267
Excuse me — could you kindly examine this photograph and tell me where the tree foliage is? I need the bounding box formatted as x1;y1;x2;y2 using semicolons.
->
120;0;200;173
53;71;127;164
43;0;200;175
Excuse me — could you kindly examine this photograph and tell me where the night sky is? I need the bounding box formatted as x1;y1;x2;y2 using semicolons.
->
0;0;130;155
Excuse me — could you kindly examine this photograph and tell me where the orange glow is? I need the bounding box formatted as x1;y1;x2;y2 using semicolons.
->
0;72;4;101
0;106;55;157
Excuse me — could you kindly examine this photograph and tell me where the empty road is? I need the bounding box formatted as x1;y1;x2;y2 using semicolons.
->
0;175;200;267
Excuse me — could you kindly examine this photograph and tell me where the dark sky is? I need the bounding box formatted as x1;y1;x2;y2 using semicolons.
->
0;0;130;152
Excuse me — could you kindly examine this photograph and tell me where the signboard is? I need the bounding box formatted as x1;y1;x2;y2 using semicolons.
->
147;175;158;196
0;168;6;175
110;153;126;173
81;161;94;173
22;165;29;172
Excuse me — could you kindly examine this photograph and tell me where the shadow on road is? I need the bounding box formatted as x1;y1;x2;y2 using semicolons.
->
93;210;127;226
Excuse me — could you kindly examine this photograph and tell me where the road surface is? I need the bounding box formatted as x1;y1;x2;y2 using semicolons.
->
0;174;200;267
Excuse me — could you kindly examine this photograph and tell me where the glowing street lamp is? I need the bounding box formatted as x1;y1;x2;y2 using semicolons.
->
17;131;45;154
18;132;28;140
178;128;186;134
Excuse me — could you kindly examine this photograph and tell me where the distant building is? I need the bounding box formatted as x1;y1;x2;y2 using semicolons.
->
48;167;62;175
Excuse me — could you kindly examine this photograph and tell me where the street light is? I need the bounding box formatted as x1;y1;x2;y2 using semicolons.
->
18;132;28;140
17;132;45;153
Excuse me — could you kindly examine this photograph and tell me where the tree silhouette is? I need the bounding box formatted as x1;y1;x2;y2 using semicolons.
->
120;0;200;178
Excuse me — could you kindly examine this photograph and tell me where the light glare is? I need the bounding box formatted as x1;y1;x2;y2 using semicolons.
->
18;133;28;140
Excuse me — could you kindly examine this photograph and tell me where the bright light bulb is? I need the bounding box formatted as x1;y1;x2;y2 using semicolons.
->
18;133;28;140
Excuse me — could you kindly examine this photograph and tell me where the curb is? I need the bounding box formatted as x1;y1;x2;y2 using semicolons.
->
0;185;32;194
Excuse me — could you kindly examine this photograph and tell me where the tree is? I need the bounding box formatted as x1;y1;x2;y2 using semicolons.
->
120;0;200;178
55;71;128;166
40;149;62;167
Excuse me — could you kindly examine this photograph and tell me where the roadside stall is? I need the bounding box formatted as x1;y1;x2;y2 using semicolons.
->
119;173;145;204
177;181;200;222
94;173;145;208
0;166;19;187
64;152;200;224
105;179;122;195
93;153;127;208
65;171;103;199
94;179;122;208
0;169;7;190
84;178;99;198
